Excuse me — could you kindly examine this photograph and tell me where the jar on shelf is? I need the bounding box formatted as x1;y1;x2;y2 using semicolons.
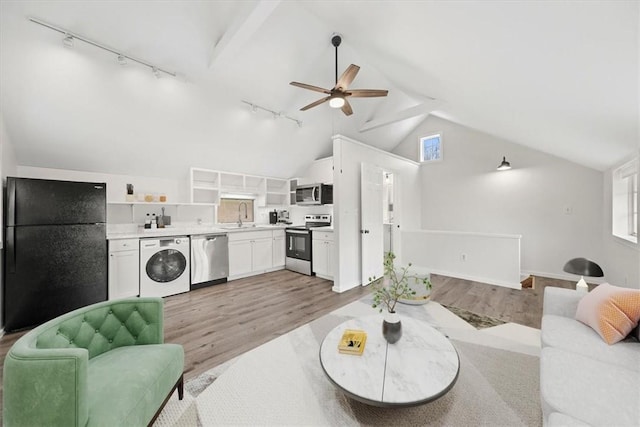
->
159;193;167;202
144;193;153;202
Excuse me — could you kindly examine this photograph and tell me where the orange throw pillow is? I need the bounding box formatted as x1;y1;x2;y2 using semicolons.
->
575;283;640;345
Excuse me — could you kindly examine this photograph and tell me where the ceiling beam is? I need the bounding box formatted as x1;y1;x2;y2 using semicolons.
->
208;0;281;69
359;99;443;133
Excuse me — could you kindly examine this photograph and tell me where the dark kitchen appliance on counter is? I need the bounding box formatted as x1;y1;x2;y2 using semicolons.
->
269;210;278;225
3;177;108;332
285;214;331;275
191;234;229;289
295;184;333;206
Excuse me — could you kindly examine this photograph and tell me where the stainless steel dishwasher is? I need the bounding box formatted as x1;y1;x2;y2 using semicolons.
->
190;234;229;290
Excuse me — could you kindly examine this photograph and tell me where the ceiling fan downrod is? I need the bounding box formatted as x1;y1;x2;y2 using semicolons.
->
332;34;342;86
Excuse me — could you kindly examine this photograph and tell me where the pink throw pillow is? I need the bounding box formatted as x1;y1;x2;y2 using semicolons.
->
575;283;640;345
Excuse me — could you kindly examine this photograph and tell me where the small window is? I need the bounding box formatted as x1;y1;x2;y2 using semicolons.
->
612;158;638;243
420;134;442;162
217;198;254;224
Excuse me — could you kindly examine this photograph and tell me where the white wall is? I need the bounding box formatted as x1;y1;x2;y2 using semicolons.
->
394;116;605;281
332;135;421;293
401;230;522;288
1;113;18;331
602;153;640;289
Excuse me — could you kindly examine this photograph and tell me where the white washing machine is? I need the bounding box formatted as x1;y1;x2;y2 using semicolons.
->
140;236;190;298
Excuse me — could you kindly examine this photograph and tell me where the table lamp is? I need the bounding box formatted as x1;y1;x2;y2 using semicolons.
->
562;258;604;293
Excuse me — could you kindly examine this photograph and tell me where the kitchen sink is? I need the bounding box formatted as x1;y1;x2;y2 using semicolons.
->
218;225;258;230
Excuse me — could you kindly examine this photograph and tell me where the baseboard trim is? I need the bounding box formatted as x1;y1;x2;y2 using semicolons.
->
429;268;521;290
521;269;606;285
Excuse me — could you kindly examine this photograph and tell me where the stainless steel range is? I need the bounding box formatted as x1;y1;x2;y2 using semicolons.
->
285;214;331;275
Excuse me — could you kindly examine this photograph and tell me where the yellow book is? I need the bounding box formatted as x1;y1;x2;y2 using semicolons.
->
338;329;367;355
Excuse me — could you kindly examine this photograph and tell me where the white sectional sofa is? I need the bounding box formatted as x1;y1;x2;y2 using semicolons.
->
540;287;640;426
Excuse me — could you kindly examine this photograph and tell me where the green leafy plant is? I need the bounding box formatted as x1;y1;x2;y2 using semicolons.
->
370;252;432;313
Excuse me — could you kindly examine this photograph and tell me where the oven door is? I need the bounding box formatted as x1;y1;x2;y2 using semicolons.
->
286;229;311;261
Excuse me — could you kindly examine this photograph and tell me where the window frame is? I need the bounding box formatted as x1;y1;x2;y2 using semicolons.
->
612;158;638;244
217;197;255;224
419;133;443;163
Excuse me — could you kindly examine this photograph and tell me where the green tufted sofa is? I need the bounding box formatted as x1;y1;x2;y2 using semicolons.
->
3;297;184;427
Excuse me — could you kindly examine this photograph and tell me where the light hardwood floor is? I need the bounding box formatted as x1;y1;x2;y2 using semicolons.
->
0;269;575;403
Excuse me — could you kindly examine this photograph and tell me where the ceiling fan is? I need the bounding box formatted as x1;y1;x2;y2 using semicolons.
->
290;35;388;116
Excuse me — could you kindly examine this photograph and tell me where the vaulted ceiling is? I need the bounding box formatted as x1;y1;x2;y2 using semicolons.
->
0;1;638;180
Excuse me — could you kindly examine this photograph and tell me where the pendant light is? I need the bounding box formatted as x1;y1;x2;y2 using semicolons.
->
497;156;511;171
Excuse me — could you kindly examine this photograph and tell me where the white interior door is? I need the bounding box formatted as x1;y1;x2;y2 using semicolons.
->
361;162;384;285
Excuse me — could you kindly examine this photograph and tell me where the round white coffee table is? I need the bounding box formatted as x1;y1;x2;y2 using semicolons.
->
319;315;459;407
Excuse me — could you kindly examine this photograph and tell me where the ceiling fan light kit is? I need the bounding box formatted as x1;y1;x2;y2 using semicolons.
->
329;95;345;108
290;34;388;116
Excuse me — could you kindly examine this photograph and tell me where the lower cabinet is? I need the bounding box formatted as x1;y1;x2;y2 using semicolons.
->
108;238;140;300
228;240;253;277
228;230;282;280
312;231;334;280
272;230;285;268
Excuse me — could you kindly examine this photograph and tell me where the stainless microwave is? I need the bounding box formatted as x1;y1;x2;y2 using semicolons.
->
295;184;333;205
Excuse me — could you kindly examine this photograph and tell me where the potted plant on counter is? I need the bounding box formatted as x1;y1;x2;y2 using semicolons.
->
370;252;432;344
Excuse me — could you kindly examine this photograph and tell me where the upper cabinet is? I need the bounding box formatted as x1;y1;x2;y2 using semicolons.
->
189;168;288;207
191;168;220;204
297;157;333;186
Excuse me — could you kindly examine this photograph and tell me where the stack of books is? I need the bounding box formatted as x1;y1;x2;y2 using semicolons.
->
338;329;367;355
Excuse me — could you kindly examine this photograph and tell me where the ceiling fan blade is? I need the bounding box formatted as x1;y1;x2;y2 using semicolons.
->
341;99;353;116
347;89;389;98
290;81;331;95
300;96;331;111
335;64;360;91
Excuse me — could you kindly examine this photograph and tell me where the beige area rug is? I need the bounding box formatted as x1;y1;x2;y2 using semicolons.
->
154;296;542;426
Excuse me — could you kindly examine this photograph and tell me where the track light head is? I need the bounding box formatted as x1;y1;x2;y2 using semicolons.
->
117;54;127;66
497;156;512;171
62;34;74;48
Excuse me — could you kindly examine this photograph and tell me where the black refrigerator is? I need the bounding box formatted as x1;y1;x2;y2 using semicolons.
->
4;177;108;332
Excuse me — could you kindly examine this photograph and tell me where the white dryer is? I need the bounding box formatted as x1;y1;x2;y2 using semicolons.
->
140;236;190;297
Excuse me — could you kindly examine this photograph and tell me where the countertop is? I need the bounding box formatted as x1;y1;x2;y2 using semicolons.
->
309;226;333;231
107;224;290;240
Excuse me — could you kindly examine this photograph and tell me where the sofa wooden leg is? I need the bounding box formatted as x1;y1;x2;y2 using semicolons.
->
178;374;184;400
148;374;186;427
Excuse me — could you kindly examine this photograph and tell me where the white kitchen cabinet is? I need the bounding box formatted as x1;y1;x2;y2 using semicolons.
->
108;239;139;300
189;167;289;207
252;238;273;272
312;230;334;280
228;230;281;280
298;157;334;185
228;240;253;277
272;230;285;267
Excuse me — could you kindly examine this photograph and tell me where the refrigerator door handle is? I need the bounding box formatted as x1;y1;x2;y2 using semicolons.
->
6;227;15;273
6;177;16;226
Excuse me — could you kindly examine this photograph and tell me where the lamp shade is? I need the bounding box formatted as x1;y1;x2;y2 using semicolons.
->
562;258;604;277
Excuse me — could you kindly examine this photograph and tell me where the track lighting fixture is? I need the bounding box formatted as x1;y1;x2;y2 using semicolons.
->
497;156;512;171
62;34;74;48
29;17;178;79
242;100;302;127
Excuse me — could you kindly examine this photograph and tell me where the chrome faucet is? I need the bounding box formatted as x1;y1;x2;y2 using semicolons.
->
238;202;248;227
